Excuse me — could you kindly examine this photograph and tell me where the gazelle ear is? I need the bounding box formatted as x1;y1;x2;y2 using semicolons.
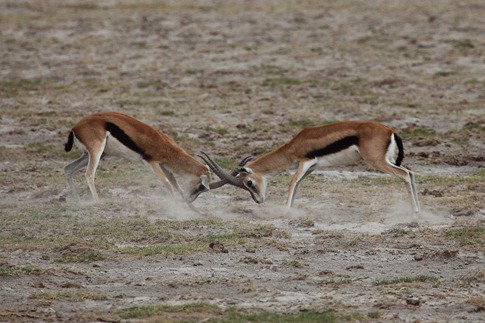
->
200;175;209;189
237;167;252;175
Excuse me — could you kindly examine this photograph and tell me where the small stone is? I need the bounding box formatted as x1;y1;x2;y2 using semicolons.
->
406;297;421;306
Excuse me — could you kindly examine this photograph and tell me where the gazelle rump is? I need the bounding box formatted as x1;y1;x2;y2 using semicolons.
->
200;121;420;214
64;112;210;204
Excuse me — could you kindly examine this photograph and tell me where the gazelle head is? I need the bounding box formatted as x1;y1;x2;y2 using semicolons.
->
183;173;210;204
233;167;267;204
197;152;266;204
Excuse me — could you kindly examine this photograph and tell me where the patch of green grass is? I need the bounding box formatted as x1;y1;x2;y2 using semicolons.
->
463;121;485;132
131;41;148;49
443;120;485;146
82;78;113;93
0;265;42;277
324;278;352;285
55;251;104;263
85;218;179;245
26;142;65;156
367;310;381;319
419;170;485;187
173;134;203;151
30;291;108;302
137;80;169;89
282;259;308;268
215;311;362;323
258;64;286;75
185;68;204;75
433;70;456;78
330;78;375;97
374;275;439;286
233;224;291;239
119;302;221;319
120;303;348;322
262;76;301;87
443;38;475;52
209;156;237;170
156;109;176;116
0;78;44;97
63;3;99;10
444;226;485;247
400;126;437;140
121;242;205;257
205;125;230;136
384;228;411;237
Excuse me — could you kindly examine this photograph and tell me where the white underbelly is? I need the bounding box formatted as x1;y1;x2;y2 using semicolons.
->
315;145;361;167
103;133;142;161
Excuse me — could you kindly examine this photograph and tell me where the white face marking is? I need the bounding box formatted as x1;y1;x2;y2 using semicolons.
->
314;145;361;167
243;173;266;204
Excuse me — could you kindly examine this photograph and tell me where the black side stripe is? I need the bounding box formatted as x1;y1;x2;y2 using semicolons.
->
394;133;404;166
305;136;359;159
65;131;74;152
105;122;152;160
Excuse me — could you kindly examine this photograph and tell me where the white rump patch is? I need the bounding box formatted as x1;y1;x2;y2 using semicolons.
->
386;134;397;164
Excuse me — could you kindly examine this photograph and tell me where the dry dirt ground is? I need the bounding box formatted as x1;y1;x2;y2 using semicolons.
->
1;1;484;322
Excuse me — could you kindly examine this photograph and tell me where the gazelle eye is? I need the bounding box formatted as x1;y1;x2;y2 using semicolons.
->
246;180;254;188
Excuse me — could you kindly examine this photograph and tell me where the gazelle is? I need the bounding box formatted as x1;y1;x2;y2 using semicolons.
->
199;121;420;214
64;112;210;205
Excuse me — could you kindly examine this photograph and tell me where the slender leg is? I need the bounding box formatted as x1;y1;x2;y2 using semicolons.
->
403;166;420;214
160;164;183;198
148;162;178;202
64;152;89;202
286;160;316;210
370;160;421;215
84;138;107;203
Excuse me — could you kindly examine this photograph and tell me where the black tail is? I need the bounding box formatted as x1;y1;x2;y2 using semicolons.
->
64;131;74;152
394;133;404;166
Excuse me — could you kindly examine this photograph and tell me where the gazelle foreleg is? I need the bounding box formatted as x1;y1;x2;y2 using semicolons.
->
64;151;89;201
160;164;183;198
286;160;316;210
148;162;178;202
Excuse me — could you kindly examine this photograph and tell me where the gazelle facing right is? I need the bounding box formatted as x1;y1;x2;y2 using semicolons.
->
199;121;420;214
64;112;211;206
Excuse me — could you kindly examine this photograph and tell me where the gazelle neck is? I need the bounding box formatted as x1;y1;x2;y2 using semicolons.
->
247;143;294;176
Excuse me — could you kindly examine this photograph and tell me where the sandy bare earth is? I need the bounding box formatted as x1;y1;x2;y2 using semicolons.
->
1;1;484;322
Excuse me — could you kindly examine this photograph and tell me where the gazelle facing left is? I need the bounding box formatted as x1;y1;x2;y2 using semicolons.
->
199;121;420;214
64;112;210;205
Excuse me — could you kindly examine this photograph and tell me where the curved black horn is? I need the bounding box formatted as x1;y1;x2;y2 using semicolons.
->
238;155;254;167
197;152;245;188
207;154;253;189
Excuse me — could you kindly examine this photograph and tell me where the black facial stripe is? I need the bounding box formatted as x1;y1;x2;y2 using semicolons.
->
305;136;359;159
105;122;152;160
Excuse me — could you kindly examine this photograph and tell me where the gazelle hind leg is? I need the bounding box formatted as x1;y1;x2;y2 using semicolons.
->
64;152;89;201
286;160;316;210
407;169;420;213
373;160;420;215
85;139;107;203
390;164;420;214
